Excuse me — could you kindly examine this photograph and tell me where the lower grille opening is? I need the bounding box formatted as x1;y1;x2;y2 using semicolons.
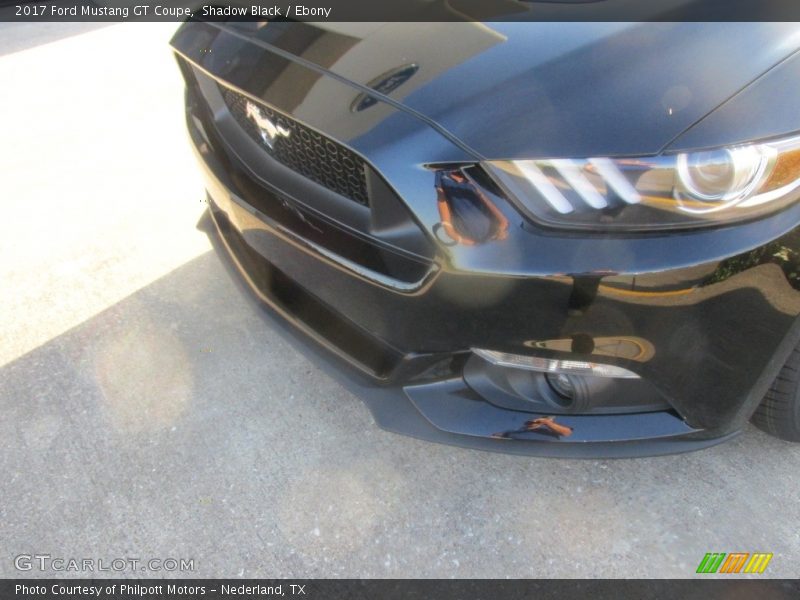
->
210;205;403;379
227;164;432;285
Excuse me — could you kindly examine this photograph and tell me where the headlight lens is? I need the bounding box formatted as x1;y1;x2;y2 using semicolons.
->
484;133;800;230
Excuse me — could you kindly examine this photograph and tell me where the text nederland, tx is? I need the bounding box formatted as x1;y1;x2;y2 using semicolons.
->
15;583;308;596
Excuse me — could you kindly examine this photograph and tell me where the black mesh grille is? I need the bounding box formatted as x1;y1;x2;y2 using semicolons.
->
219;85;369;206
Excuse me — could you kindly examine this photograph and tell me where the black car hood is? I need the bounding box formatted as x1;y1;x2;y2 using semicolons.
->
241;21;800;160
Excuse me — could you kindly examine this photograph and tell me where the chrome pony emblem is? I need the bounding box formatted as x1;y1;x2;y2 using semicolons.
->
245;100;290;149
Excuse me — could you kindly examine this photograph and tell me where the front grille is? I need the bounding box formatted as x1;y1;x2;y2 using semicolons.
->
219;85;370;206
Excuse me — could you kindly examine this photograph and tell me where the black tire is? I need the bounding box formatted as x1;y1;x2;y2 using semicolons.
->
752;346;800;441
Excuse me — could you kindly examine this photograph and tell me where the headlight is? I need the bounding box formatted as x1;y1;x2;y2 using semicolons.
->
484;133;800;231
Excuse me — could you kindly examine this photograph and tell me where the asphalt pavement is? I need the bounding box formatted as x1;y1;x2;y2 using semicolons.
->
1;23;799;579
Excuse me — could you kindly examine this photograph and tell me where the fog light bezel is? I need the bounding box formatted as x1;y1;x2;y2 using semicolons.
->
472;347;640;379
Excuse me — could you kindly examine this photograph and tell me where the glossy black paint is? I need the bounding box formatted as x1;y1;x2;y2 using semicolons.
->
206;21;800;158
173;20;800;456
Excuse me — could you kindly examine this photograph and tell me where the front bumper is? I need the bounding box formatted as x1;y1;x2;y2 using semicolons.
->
174;21;800;457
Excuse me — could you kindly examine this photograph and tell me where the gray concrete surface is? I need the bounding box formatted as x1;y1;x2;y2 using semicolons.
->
1;23;800;579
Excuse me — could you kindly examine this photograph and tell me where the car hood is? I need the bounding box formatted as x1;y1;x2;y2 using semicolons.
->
245;21;800;160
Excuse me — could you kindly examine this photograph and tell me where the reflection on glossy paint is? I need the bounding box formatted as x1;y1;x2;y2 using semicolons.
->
212;21;505;142
524;335;656;362
435;169;509;246
567;274;603;315
704;228;800;290
350;64;420;112
493;416;573;440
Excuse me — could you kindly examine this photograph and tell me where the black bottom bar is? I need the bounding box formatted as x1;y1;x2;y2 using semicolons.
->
2;579;799;600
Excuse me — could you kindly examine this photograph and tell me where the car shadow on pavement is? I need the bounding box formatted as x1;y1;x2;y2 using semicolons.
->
1;209;799;578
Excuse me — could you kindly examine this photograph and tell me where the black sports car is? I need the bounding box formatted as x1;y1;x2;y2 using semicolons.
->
171;20;800;457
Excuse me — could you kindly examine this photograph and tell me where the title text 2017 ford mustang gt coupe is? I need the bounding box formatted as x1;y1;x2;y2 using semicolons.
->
171;20;800;457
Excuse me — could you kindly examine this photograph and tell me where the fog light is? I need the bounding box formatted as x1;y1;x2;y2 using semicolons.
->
545;372;576;399
472;347;639;379
543;372;591;412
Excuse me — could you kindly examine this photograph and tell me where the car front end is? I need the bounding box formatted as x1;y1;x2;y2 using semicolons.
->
171;20;800;457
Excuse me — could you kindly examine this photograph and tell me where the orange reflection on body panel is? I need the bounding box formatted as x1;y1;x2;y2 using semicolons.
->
435;169;509;246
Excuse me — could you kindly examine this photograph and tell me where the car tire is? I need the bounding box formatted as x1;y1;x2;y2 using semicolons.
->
752;346;800;441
